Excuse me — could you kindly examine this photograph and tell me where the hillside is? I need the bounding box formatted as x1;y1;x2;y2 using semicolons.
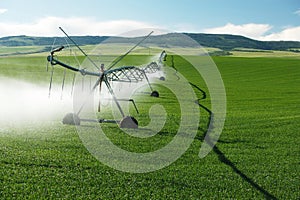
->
1;33;300;51
186;33;300;51
0;35;108;46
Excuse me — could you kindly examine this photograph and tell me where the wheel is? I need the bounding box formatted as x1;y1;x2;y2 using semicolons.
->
159;76;165;81
119;116;138;129
150;90;159;97
62;113;80;125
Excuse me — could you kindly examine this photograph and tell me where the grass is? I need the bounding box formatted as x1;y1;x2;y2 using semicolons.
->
0;45;224;57
0;52;299;199
0;46;48;56
229;50;300;57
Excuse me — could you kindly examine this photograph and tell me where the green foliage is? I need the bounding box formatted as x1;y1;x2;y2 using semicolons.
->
208;50;232;56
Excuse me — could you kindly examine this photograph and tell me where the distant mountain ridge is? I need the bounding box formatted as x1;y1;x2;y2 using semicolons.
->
186;33;300;51
0;35;109;47
1;33;300;51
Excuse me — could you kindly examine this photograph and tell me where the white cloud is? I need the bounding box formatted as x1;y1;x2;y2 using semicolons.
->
259;26;300;41
1;18;300;41
0;8;7;14
294;9;300;16
0;16;157;37
203;23;300;41
203;23;272;39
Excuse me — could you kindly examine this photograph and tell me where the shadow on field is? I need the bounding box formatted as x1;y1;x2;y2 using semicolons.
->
192;85;277;200
168;54;277;199
207;138;277;199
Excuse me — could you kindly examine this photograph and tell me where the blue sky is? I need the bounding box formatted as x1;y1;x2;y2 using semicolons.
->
0;0;299;41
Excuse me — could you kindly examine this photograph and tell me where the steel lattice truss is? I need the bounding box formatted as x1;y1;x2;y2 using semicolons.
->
143;62;160;74
106;66;146;82
105;62;160;83
46;27;166;128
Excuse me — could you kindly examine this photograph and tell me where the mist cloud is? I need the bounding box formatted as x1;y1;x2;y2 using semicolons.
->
0;77;72;126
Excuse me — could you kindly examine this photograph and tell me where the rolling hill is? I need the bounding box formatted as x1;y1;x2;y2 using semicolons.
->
0;33;300;51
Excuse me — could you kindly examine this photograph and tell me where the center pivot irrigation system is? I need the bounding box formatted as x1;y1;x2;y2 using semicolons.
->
47;27;167;128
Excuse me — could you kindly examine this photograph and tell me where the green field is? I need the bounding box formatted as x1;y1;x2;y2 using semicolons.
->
0;51;299;199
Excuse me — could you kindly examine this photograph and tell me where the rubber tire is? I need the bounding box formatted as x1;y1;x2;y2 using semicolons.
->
159;76;165;81
150;90;159;97
119;116;138;129
62;113;81;125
